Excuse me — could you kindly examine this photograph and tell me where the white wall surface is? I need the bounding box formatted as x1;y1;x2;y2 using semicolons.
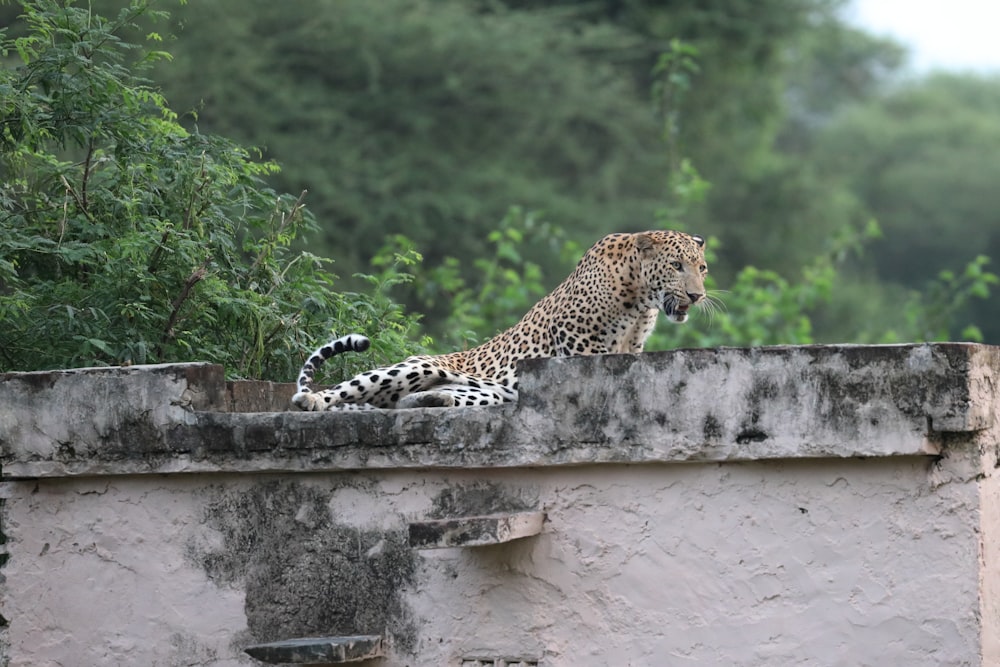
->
1;457;986;666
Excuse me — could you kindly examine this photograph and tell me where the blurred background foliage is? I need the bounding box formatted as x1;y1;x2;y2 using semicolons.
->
2;0;999;380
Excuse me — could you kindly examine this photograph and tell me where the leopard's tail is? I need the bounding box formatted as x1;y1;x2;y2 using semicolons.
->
296;334;371;394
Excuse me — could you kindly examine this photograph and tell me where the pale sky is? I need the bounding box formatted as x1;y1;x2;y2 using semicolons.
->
847;0;1000;72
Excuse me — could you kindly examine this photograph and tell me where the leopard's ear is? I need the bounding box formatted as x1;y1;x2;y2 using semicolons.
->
691;234;705;247
635;232;656;256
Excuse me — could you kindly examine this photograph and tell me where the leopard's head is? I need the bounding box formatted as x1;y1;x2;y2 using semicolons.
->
636;230;708;324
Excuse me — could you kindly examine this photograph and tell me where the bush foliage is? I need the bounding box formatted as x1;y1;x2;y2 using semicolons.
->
0;0;424;378
1;1;997;383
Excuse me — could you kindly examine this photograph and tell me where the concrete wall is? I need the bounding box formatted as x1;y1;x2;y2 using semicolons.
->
1;344;998;666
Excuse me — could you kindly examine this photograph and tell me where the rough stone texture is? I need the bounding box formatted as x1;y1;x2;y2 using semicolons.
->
0;344;999;666
243;635;384;664
2;344;997;479
0;362;220;474
409;511;545;549
224;379;298;413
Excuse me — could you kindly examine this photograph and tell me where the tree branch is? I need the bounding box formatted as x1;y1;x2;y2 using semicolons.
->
156;260;210;358
248;190;308;277
59;174;95;223
146;227;172;275
80;139;94;211
183;152;208;231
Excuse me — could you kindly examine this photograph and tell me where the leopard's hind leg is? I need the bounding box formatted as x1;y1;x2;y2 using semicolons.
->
294;353;516;411
395;381;518;409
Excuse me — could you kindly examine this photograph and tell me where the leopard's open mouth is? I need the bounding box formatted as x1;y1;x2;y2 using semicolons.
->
663;297;690;323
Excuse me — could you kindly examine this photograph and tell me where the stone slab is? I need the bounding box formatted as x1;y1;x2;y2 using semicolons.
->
225;379;298;413
2;343;998;479
243;635;384;664
409;511;545;549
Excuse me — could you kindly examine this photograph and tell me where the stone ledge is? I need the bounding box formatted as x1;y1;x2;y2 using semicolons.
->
243;635;384;664
409;511;545;549
2;343;998;479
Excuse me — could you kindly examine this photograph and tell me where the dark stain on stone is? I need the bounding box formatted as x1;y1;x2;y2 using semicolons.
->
0;371;59;393
427;481;537;520
573;403;609;436
733;376;782;444
747;377;780;406
0;497;7;572
101;413;172;457
567;372;643;441
190;479;418;652
702;414;723;441
736;428;768;445
672;380;688;399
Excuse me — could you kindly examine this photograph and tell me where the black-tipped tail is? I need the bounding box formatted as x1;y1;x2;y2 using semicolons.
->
296;334;371;393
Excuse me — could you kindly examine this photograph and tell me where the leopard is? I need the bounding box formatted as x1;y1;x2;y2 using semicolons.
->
292;230;708;411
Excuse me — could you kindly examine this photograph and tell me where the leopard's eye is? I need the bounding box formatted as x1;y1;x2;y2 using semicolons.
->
699;264;707;273
670;261;682;270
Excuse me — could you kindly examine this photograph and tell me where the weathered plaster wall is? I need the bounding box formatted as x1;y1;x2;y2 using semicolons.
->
979;426;1000;665
1;344;998;666
2;461;984;666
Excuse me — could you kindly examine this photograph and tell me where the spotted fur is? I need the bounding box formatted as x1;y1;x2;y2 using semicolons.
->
292;230;708;410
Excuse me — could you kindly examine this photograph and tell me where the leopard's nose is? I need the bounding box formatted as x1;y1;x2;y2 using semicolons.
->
687;292;704;304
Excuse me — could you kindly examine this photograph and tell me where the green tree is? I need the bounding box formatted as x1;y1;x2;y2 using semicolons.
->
68;0;925;344
8;0;988;363
147;0;672;281
812;74;1000;341
0;0;423;379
